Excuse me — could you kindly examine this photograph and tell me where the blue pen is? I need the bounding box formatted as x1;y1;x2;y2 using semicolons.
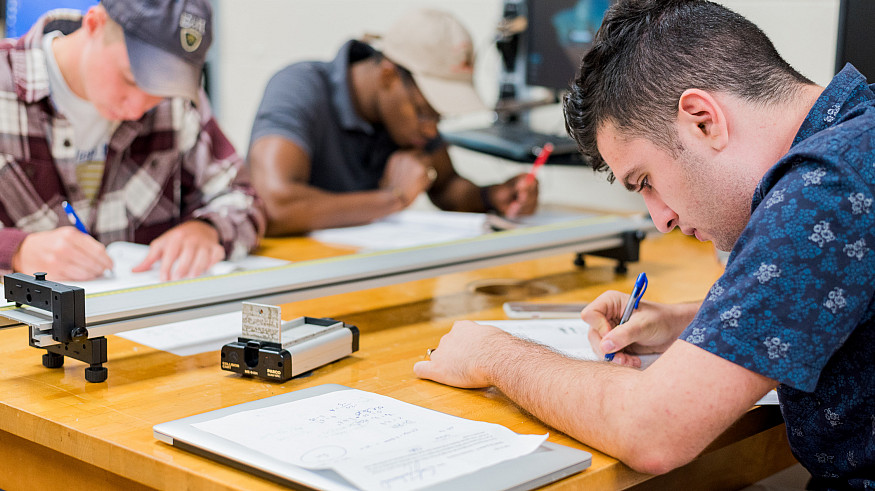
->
605;272;648;361
62;201;89;234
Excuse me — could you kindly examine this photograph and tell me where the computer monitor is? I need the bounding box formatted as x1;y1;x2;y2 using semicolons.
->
835;0;875;80
525;0;612;92
5;0;96;38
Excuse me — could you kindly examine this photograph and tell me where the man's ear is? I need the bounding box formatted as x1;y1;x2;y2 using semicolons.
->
677;89;728;152
377;59;400;90
81;4;109;36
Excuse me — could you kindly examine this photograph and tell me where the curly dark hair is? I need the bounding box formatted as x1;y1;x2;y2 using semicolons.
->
563;0;812;181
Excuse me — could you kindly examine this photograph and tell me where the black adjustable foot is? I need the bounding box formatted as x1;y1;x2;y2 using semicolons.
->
42;336;108;383
42;351;65;369
85;365;108;383
574;230;645;274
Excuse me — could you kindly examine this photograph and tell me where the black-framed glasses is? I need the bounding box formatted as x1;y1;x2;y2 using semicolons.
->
394;64;442;125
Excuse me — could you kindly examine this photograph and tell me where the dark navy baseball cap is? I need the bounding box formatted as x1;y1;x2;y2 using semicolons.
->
102;0;212;104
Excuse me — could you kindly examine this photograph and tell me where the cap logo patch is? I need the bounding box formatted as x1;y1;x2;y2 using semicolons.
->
180;28;202;52
451;44;475;74
179;12;206;52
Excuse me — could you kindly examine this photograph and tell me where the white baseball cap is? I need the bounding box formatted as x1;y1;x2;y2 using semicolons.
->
379;8;487;116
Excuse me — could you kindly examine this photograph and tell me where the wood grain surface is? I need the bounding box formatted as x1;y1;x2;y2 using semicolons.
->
0;231;796;490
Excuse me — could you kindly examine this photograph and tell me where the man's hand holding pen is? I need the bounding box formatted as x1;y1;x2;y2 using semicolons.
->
502;143;551;218
582;276;699;368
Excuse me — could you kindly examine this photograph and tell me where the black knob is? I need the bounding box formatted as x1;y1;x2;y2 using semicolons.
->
34;272;47;281
42;352;65;369
85;366;108;383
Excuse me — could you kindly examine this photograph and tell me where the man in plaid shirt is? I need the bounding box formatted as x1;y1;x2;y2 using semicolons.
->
0;0;265;282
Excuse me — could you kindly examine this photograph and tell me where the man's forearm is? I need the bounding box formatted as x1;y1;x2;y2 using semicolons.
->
481;333;768;475
429;176;483;212
264;186;402;236
484;335;648;463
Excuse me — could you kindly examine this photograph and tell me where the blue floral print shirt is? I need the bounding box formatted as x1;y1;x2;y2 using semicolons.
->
681;64;875;489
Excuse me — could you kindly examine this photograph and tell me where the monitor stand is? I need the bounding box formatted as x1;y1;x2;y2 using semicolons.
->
442;101;584;164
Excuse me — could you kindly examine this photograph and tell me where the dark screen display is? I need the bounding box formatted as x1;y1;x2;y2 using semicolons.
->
525;0;611;91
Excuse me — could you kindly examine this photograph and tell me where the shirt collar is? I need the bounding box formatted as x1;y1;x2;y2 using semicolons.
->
791;63;874;147
328;40;376;134
752;64;874;211
11;9;84;104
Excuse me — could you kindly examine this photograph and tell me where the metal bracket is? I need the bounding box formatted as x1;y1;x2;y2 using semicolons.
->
575;230;647;274
221;302;359;382
2;272;107;382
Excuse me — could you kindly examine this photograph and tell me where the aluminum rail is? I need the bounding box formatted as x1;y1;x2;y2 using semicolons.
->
5;215;654;342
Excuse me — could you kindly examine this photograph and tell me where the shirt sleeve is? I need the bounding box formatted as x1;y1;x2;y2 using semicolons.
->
0;154;59;273
248;64;323;157
681;157;875;392
0;227;29;273
179;90;266;259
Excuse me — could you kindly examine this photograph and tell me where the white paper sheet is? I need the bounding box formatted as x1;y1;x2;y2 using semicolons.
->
756;390;780;405
115;311;243;356
480;319;779;405
309;210;595;252
480;318;660;369
193;389;547;491
310;210;488;251
81;243;288;356
72;242;288;294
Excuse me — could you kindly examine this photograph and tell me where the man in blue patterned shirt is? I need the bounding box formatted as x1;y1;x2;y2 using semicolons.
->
415;0;874;487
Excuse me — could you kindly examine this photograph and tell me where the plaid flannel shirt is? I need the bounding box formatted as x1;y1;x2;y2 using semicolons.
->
0;10;266;272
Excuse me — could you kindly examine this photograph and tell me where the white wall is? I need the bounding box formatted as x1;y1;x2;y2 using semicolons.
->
211;0;503;152
211;0;840;213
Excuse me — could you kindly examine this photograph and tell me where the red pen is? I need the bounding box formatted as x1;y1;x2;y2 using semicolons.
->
525;142;554;185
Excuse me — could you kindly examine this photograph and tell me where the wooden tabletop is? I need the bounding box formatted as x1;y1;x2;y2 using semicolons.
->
0;231;795;491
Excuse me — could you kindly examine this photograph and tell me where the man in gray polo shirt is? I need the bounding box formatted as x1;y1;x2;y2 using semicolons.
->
248;9;540;235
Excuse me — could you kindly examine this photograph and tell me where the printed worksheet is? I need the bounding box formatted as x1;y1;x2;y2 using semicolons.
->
479;319;779;404
193;389;547;491
481;318;660;368
72;242;287;294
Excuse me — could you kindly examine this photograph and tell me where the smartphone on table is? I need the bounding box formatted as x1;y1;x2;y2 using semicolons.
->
503;302;589;319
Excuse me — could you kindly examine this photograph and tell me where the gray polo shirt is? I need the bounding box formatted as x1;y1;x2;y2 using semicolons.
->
249;40;400;192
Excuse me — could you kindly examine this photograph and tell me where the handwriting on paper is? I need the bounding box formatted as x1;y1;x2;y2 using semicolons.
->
194;389;546;491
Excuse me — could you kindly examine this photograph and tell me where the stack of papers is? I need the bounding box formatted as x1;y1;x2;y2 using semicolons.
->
191;388;548;491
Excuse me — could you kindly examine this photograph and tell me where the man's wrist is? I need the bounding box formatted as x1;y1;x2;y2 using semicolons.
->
11;248;22;272
190;218;220;239
479;185;497;213
478;329;524;386
385;187;407;209
674;302;701;323
668;302;701;337
2;229;31;273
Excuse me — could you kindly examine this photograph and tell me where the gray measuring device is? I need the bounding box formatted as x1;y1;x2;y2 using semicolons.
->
220;302;359;382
